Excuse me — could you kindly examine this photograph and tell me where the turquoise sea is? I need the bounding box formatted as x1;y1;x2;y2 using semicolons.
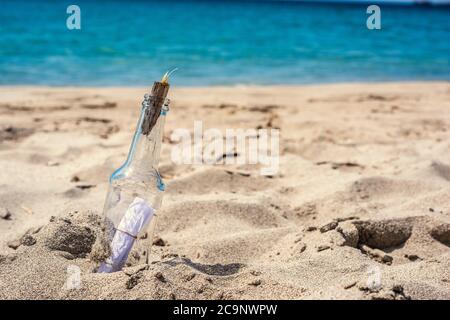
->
0;0;449;85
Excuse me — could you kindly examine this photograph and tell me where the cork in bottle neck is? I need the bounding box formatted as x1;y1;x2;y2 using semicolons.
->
141;81;170;135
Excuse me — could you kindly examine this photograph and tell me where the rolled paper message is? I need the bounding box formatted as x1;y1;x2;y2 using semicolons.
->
98;197;155;273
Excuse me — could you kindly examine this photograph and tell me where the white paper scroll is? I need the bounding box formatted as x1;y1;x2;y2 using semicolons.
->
98;197;155;273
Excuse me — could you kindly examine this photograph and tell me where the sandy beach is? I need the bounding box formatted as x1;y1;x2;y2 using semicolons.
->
0;82;449;299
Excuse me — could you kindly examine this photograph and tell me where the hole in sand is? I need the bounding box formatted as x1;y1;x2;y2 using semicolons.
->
0;126;34;142
431;161;450;181
164;257;244;276
353;219;413;250
45;220;96;256
430;224;450;247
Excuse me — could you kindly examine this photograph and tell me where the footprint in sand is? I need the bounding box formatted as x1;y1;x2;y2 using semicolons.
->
158;199;282;233
166;168;272;195
348;176;436;202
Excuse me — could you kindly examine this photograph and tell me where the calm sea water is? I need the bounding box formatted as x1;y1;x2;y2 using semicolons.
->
0;0;449;85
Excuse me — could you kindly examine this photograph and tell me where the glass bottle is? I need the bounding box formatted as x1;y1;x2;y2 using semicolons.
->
98;89;169;273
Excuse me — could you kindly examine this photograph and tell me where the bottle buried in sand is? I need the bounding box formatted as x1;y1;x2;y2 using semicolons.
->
98;74;171;273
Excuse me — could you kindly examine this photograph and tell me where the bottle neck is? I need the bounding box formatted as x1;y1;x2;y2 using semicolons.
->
126;97;169;172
